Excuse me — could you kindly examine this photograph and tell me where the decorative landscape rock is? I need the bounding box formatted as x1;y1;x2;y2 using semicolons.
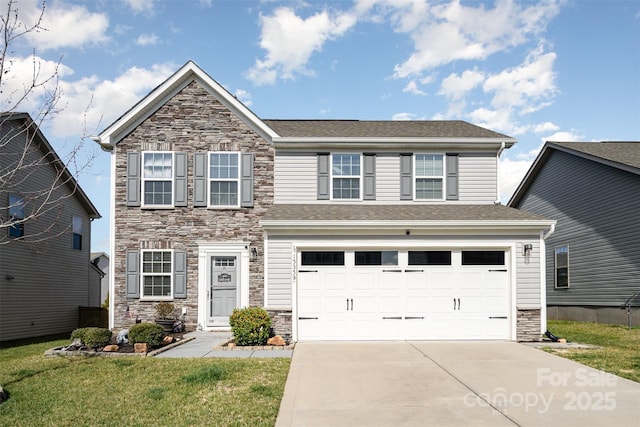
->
134;343;148;353
162;336;175;345
267;335;286;346
102;345;119;352
117;329;129;344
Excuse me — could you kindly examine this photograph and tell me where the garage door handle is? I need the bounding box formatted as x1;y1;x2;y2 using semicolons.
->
298;270;318;273
382;316;402;320
489;269;507;272
346;298;353;311
453;298;460;310
298;317;318;320
404;269;424;273
489;316;508;319
405;316;425;320
383;269;402;272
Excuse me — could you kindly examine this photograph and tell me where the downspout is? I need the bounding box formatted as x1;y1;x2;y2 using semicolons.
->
539;222;556;337
495;141;506;204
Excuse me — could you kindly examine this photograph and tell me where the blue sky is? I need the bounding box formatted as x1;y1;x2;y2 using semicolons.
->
3;0;639;254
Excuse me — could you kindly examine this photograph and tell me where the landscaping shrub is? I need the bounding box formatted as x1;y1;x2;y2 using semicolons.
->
229;307;271;346
128;323;165;348
70;327;112;348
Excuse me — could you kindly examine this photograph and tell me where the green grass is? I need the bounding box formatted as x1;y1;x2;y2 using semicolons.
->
545;320;640;383
0;337;290;426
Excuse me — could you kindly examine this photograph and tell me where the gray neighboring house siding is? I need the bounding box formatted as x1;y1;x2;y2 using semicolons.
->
0;114;101;342
510;142;640;325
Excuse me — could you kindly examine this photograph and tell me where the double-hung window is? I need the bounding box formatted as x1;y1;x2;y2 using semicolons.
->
142;250;173;298
142;152;173;207
209;152;240;207
415;154;444;200
8;194;25;238
332;154;360;199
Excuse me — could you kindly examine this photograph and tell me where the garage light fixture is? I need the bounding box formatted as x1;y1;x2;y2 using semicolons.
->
523;244;533;257
251;247;258;262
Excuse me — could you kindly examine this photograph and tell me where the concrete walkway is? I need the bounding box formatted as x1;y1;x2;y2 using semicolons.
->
276;341;640;427
154;331;294;358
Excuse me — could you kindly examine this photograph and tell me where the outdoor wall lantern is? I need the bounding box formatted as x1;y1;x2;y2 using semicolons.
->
523;244;533;256
251;247;258;262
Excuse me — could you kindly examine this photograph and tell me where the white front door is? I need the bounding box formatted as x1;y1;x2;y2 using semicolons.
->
209;255;238;326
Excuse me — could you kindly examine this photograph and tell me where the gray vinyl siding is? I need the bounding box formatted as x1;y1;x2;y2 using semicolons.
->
266;240;293;308
0;120;94;341
515;241;542;308
459;153;497;203
274;152;316;203
274;151;498;203
514;150;640;307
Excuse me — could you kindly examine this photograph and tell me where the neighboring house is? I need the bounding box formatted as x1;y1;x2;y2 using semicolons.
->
0;113;101;342
96;61;555;342
91;252;110;306
509;141;640;325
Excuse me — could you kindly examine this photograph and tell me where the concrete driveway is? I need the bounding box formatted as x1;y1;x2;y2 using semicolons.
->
276;341;640;426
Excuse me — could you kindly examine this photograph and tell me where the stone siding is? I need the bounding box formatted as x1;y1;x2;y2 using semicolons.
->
267;309;293;341
113;81;273;331
516;308;542;342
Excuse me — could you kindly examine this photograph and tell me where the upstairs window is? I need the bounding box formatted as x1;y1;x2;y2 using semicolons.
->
209;152;239;207
415;154;444;200
555;246;569;289
332;154;361;199
142;152;173;207
72;216;82;250
8;194;25;238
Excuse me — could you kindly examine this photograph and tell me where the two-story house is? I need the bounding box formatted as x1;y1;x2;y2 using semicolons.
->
1;113;101;342
97;61;554;342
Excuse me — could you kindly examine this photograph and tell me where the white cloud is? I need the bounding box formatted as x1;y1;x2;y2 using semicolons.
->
499;155;535;202
534;122;559;133
123;0;155;14
402;79;426;95
234;89;252;107
483;45;557;112
15;0;110;51
246;7;357;85
135;33;159;46
543;130;582;142
439;68;485;100
392;112;416;120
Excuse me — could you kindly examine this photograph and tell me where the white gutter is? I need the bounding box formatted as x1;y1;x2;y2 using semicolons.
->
543;222;556;240
496;141;506;204
261;219;556;231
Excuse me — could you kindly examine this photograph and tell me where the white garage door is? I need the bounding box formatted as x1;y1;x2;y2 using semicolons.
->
297;249;510;340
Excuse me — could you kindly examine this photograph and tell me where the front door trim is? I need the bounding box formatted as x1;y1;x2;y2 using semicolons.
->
197;241;250;331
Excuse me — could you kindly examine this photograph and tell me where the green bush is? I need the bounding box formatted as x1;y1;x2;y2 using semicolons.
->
129;323;165;348
70;327;112;348
229;307;271;346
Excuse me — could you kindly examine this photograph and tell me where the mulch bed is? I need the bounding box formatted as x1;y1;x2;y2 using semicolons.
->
46;331;189;357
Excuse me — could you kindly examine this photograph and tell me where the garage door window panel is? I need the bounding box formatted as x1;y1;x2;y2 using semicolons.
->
301;251;345;266
355;251;398;266
462;251;505;265
408;251;451;265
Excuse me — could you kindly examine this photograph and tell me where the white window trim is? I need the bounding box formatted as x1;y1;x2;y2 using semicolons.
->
140;249;174;301
208;151;241;208
330;153;362;201
141;151;175;208
554;245;570;289
414;153;446;201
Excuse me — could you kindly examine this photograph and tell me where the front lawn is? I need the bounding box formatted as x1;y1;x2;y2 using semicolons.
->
0;336;290;426
545;320;640;383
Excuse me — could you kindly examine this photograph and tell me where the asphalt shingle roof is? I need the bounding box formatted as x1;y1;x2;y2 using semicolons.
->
263;120;513;139
263;204;549;222
551;142;640;171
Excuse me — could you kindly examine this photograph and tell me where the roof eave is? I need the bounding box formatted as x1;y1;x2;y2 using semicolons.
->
261;219;556;231
272;137;516;150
